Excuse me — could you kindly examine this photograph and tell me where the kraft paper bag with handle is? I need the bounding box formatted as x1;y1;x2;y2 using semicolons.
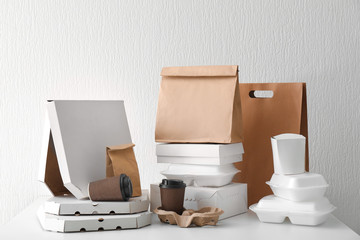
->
233;83;308;206
106;143;142;197
155;65;243;143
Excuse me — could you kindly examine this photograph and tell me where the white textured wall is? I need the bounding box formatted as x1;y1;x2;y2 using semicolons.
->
1;0;359;233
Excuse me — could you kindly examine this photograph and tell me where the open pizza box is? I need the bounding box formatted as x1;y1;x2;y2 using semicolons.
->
37;100;136;201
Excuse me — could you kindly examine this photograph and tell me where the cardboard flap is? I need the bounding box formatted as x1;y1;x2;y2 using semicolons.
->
161;65;238;77
107;143;135;151
44;132;71;196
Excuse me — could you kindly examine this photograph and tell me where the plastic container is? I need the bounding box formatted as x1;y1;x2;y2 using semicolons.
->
266;172;329;201
160;164;239;187
271;133;306;174
250;195;335;226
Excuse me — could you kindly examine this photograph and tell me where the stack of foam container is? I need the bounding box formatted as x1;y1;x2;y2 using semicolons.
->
250;133;335;226
150;143;248;220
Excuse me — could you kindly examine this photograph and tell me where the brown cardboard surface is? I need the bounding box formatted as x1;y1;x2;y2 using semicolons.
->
155;65;243;143
154;207;223;228
234;83;308;206
106;144;141;197
44;132;71;196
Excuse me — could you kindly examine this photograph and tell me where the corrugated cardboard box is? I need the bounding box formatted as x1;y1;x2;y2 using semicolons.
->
37;206;151;233
44;190;149;215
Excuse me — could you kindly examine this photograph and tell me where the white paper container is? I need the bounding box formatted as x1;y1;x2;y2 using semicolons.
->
150;183;247;220
38;100;132;199
266;173;329;201
44;190;149;215
250;195;335;226
160;164;239;187
37;206;151;233
156;143;244;165
271;133;306;175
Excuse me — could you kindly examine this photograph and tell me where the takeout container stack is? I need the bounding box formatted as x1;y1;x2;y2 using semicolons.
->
250;133;336;226
151;65;248;220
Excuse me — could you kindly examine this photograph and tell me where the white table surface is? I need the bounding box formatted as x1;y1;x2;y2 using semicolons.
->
1;197;359;240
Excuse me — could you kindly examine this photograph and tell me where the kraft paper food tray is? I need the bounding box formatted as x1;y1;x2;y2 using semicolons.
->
38;100;132;199
156;143;244;165
150;183;247;220
37;206;151;233
44;190;149;215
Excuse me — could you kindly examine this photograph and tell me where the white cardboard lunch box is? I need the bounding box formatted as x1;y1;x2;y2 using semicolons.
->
37;206;151;233
38;100;133;199
250;195;335;226
156;143;243;165
161;164;239;187
150;183;247;220
44;190;149;215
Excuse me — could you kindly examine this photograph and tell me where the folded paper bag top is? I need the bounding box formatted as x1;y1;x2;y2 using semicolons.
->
155;65;243;143
106;143;141;197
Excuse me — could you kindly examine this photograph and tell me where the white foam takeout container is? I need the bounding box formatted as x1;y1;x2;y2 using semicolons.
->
160;163;239;187
266;172;329;202
250;195;335;226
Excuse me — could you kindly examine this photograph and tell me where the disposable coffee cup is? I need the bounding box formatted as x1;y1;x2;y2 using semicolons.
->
271;133;306;175
159;179;186;215
88;174;133;201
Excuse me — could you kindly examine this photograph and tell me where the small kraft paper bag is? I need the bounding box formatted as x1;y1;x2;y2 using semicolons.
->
155;65;243;143
106;144;141;197
234;83;309;206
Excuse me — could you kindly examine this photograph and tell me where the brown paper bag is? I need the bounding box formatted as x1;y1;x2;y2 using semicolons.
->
106;143;141;197
234;83;308;206
155;65;243;143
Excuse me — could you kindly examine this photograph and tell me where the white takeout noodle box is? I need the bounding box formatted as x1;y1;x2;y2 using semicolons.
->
250;195;335;226
271;133;306;175
160;163;239;187
266;173;329;202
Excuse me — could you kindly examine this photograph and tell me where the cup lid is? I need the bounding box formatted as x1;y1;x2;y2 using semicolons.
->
119;174;133;201
159;179;186;189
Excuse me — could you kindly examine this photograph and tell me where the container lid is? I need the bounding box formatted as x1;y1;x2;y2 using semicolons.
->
159;179;186;189
267;172;328;188
120;174;133;201
256;195;334;213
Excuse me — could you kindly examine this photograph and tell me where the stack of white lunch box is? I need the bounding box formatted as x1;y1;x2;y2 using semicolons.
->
150;143;248;220
250;133;336;226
